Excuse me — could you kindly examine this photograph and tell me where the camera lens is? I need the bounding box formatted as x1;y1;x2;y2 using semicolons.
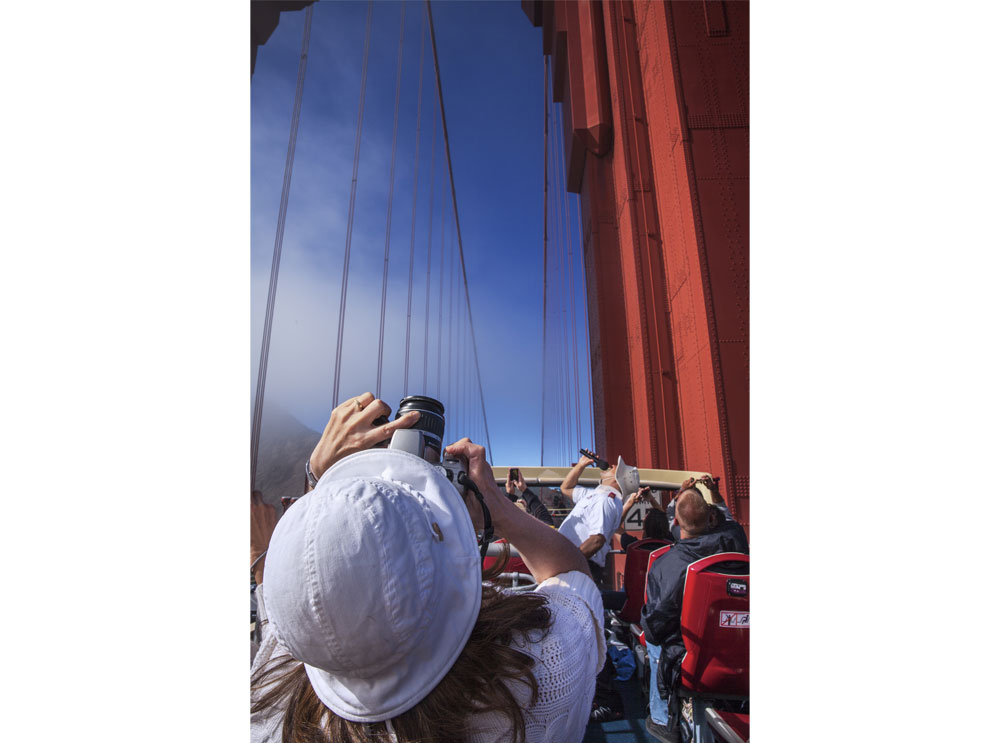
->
395;395;445;453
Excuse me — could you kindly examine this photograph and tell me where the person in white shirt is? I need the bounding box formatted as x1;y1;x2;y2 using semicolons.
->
250;392;606;743
557;452;639;586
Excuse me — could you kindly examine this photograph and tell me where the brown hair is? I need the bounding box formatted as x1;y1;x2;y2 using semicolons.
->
251;550;552;743
642;509;671;540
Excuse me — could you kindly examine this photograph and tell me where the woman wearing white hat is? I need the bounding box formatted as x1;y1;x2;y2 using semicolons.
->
251;393;606;743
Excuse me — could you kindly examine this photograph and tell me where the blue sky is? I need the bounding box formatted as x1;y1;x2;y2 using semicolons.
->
251;0;593;466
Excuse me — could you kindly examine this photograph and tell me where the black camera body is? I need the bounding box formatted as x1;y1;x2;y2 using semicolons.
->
435;456;469;495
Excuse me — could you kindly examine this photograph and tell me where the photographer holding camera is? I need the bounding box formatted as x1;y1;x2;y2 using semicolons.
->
250;392;606;743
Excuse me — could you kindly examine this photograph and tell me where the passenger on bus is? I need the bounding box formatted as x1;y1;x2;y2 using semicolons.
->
640;481;749;743
602;493;673;614
250;393;607;743
617;486;672;551
505;468;554;526
663;476;737;541
557;452;638;586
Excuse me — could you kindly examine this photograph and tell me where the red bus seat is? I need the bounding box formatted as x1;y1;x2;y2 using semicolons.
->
636;543;673;647
617;538;672;624
677;552;749;742
678;552;749;697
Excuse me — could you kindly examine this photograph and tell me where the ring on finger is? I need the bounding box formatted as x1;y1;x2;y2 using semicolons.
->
355;398;364;412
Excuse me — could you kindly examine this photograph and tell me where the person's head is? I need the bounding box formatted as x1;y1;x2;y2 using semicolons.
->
252;449;552;743
674;488;713;538
613;456;640;498
642;508;671;541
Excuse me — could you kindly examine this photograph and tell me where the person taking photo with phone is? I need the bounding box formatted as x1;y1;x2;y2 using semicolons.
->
504;468;554;526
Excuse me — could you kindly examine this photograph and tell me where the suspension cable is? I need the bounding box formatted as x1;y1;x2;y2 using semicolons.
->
376;2;407;399
332;0;375;407
555;105;583;453
552;98;570;464
547;92;564;463
540;55;549;465
403;10;428;397
558;109;573;463
251;4;314;490
436;146;445;397
425;0;493;460
445;205;455;418
423;99;437;391
575;194;595;446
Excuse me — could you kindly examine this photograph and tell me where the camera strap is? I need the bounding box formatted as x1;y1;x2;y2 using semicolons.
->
457;471;494;560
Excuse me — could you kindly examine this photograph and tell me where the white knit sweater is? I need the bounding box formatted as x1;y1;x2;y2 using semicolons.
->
251;570;605;743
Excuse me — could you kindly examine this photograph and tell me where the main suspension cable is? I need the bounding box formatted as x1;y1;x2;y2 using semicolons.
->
426;0;493;460
403;10;428;397
251;4;314;490
332;0;375;407
376;2;407;399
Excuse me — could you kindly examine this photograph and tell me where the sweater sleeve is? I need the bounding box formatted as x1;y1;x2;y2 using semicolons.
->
469;570;605;743
521;487;554;526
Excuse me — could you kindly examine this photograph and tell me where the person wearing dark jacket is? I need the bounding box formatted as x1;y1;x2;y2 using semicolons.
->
639;480;748;743
505;469;555;526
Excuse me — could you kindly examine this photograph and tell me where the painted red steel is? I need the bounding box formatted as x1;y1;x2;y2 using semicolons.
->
524;1;749;535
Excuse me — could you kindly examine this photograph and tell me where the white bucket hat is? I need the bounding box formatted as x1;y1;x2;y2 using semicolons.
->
614;455;640;498
262;448;482;722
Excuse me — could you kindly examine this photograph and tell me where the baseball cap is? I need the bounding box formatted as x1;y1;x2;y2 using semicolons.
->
614;455;640;497
262;448;483;722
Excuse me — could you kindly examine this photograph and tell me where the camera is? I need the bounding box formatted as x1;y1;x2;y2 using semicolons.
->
389;395;445;461
388;394;468;495
388;394;492;556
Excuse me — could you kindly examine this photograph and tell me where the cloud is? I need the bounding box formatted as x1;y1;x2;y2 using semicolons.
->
250;1;595;466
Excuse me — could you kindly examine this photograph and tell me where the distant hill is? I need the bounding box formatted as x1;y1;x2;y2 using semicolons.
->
255;406;321;511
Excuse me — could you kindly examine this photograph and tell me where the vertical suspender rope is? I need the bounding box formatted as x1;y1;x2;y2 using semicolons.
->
403;11;428;397
540;55;549;465
425;0;492;460
446;209;455;419
549;92;567;464
576;193;596;446
376;2;407;399
423;102;437;391
457;301;463;436
558;110;573;463
436;152;445;398
332;0;375;407
555;106;583;453
557;116;572;464
251;4;314;490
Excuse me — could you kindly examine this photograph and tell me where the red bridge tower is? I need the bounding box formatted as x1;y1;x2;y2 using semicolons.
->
524;1;749;534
